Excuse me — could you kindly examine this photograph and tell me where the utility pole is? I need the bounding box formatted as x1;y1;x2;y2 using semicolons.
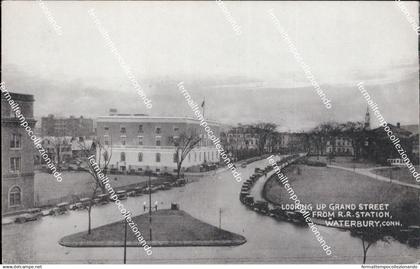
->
123;220;127;264
219;208;222;229
149;172;152;242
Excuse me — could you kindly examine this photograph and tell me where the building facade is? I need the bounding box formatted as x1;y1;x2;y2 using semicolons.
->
96;115;221;173
41;114;94;137
1;92;36;214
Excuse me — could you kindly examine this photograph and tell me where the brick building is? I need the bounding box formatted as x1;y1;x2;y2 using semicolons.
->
41;114;94;137
1;92;36;214
96;114;221;173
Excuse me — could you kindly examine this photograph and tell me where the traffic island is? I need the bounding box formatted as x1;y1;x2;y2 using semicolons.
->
59;209;246;247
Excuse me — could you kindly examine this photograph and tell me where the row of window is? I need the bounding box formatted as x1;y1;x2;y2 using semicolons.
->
119;151;218;163
105;125;180;135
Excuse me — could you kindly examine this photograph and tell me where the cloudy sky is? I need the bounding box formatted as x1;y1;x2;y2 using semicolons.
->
2;1;419;131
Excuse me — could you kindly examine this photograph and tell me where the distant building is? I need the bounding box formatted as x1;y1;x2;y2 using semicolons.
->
223;124;259;161
41;114;94;137
362;122;414;164
1;92;36;214
278;132;308;154
96;114;221;173
325;136;354;156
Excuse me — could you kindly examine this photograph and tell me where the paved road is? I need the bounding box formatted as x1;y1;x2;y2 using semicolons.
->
2;157;419;263
327;165;420;190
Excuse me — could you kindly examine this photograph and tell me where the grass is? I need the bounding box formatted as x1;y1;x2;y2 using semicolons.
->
264;164;420;226
34;171;170;207
308;156;380;169
371;166;420;184
59;209;246;247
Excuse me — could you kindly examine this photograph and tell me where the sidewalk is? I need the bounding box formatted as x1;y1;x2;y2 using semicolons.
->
327;164;420;190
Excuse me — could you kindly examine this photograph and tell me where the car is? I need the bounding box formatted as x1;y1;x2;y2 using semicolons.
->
15;213;40;223
253;201;269;213
134;187;144;196
80;197;92;204
96;194;109;204
116;190;128;200
243;196;254;206
26;208;43;218
127;190;136;197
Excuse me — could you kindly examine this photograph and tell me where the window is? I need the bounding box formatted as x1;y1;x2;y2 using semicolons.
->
9;186;21;206
120;152;126;162
10;157;21;172
104;126;109;132
138;125;143;133
156;153;161;162
104;140;109;146
10;108;16;118
156;127;161;134
120;126;126;134
156;138;161;146
138;152;143;162
10;134;21;149
173;153;178;163
121;138;126;146
173;126;179;133
138;136;143;145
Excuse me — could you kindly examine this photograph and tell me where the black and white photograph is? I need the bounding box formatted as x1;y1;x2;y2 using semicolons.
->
1;1;419;267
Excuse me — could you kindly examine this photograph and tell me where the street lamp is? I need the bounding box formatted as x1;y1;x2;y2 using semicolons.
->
143;169;153;241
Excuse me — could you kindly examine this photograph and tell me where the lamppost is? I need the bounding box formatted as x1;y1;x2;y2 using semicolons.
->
143;169;153;241
123;219;127;264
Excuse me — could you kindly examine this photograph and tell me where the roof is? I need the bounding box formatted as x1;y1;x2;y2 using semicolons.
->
96;115;221;126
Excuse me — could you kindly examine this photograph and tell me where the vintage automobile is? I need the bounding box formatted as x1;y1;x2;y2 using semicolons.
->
26;208;43;218
116;190;128;200
243;196;254;206
77;198;92;209
253;201;269;214
240;163;247;168
15;213;40;223
51;202;69;215
96;194;109;204
133;186;144;196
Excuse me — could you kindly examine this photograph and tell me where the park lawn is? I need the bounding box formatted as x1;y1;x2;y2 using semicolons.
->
371;166;420;184
308;156;380;169
59;209;246;247
264;164;420;226
34;171;167;206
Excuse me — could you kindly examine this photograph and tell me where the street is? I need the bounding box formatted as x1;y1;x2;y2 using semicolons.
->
2;158;419;263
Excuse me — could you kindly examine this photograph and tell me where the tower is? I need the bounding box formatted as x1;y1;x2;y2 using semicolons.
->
364;106;370;129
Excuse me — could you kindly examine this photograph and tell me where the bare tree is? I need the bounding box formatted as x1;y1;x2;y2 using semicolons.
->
79;138;112;235
252;122;277;155
168;132;201;179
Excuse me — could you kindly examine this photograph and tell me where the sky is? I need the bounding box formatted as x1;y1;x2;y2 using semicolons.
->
2;1;419;131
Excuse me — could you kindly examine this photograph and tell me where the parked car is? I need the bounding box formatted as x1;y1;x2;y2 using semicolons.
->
243;196;254;206
127;190;136;197
253;201;269;214
15;213;40;223
134;187;144;196
97;194;109;204
26;208;43;218
78;198;92;209
117;190;128;200
241;163;247;168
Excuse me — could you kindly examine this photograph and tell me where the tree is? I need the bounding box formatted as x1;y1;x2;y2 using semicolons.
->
79;138;112;235
252;123;277;155
168;132;201;179
341;121;365;160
